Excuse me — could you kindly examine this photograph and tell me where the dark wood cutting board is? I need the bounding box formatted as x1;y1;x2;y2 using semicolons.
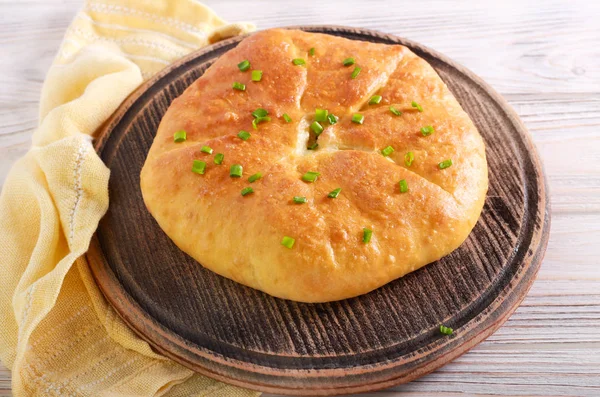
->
87;26;550;396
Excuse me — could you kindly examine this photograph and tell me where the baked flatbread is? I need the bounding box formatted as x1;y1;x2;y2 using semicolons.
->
141;29;488;302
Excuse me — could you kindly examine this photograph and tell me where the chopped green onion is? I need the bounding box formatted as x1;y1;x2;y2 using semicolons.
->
237;60;250;71
439;159;453;169
421;125;434;136
251;70;262;81
327;114;338;125
309;47;315;56
214;153;224;165
381;145;395;157
399;179;408;193
363;228;372;243
293;196;307;204
173;130;187;142
411;101;423;112
310;121;324;135
302;171;320;182
201;145;213;154
281;236;295;249
192;160;206;175
328;188;342;198
307;142;319;150
342;57;355;66
252;108;268;118
440;325;453;335
248;172;262;183
351;66;362;79
252;116;271;130
369;95;382;105
230;164;243;177
241;187;254;196
315;108;328;122
390;106;402;116
351;113;364;124
292;58;306;66
404;151;414;167
237;130;251;140
283;113;292;123
232;82;246;91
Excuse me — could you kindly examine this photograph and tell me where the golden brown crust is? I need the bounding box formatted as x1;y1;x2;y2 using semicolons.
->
140;29;488;302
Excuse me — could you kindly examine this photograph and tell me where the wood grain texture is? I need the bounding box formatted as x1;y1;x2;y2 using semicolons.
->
0;366;9;397
86;26;548;395
1;1;599;396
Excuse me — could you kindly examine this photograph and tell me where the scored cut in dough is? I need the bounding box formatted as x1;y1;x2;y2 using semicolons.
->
140;29;488;303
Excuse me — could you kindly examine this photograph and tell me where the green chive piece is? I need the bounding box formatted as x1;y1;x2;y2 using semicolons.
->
369;95;382;105
404;151;414;167
342;57;355;66
283;113;292;123
241;187;254;196
327;114;338;125
230;164;243;177
439;159;453;169
310;121;324;135
232;82;246;91
351;66;362;79
214;153;224;165
201;145;213;154
302;171;320;182
390;105;402;116
399;179;409;193
238;130;251;141
381;146;395;157
421;125;435;136
281;236;295;249
237;60;250;71
248;172;262;183
252;116;271;130
328;188;342;198
252;108;268;118
411;101;423;112
315;108;328;122
363;228;372;243
251;70;262;82
309;47;315;56
307;142;319;150
292;58;306;66
351;113;364;124
173;130;187;142
293;196;307;204
192;160;206;175
440;325;454;335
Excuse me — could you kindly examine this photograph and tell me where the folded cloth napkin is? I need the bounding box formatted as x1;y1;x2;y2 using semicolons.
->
0;1;258;395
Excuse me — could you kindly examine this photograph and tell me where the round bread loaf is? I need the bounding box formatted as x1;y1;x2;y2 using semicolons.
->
140;29;488;303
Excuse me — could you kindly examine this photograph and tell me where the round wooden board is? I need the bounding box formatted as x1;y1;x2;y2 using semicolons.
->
87;26;550;395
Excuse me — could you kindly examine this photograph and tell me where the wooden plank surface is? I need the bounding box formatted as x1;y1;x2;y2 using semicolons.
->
1;0;599;396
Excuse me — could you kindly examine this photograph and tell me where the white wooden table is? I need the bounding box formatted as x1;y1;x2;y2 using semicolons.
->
1;0;599;395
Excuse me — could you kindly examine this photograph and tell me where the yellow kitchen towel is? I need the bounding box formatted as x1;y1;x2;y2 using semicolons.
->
0;1;258;395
